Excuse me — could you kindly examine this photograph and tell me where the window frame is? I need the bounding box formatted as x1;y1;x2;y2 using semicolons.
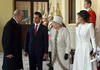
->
14;0;49;24
69;0;76;23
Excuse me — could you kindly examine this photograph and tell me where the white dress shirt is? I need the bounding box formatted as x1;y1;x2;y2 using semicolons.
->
34;23;41;31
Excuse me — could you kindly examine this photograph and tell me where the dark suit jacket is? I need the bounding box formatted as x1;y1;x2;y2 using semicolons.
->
2;18;23;70
24;24;48;61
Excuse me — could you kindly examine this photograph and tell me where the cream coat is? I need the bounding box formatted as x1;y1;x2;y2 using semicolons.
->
49;27;70;70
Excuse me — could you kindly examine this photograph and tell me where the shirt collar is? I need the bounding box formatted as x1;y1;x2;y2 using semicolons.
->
35;23;40;25
13;17;19;24
35;23;41;27
34;23;41;30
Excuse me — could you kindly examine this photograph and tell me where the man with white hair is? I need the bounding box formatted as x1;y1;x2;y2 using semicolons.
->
2;9;24;70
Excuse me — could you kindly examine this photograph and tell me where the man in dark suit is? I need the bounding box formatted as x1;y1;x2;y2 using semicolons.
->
24;12;48;70
2;9;24;70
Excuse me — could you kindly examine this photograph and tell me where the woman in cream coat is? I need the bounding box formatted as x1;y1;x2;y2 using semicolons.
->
49;16;70;70
73;10;97;70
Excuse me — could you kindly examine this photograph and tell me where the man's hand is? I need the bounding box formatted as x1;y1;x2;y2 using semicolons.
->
6;54;14;59
43;53;48;60
24;52;28;57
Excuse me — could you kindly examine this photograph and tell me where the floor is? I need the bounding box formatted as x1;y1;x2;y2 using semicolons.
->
0;52;72;70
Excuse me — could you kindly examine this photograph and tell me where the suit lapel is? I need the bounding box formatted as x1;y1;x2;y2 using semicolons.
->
32;24;35;36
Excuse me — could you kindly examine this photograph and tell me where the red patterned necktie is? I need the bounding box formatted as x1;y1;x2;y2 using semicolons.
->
34;24;38;35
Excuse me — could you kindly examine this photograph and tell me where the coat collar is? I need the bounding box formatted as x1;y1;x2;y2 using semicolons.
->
13;17;19;24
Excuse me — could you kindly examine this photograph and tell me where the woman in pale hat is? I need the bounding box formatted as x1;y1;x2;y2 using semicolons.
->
49;16;71;70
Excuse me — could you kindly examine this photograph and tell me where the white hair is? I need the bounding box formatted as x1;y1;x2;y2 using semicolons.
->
13;9;23;16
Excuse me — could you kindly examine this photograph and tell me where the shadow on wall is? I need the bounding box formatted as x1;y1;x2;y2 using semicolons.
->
0;21;3;52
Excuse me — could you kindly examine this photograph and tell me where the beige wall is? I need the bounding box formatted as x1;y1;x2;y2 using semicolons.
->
0;0;14;51
95;0;100;46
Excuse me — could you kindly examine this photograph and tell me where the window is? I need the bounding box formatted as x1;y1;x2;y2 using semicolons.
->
14;0;49;24
69;0;76;23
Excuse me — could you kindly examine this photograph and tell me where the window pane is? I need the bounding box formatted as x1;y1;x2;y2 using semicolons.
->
16;1;31;24
69;0;76;23
33;2;48;14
